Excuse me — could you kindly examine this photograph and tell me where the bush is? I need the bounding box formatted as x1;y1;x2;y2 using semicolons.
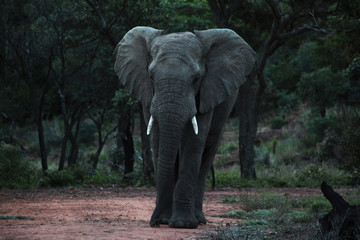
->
41;165;87;187
306;116;339;142
213;168;242;187
240;193;289;212
84;164;123;185
78;121;97;144
269;116;287;129
43;119;63;147
341;119;360;173
217;142;238;154
0;144;40;189
307;198;331;214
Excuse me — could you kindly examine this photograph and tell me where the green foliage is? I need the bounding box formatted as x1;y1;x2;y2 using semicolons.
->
220;209;276;220
239;193;289;212
78;121;97;144
276;91;298;111
213;163;353;188
43;119;64;148
288;211;311;223
344;57;360;105
297;67;348;115
306;116;339;142
269;116;287;129
157;0;215;32
84;165;122;185
213;168;242;187
215;190;327;239
221;196;239;204
0;215;34;220
41;165;86;187
0;144;40;189
307;198;331;214
341;119;360;173
217;142;237;154
1;0;360;190
113;89;137;109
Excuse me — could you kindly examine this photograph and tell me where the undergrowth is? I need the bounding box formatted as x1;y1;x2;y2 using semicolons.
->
197;190;360;240
210;163;355;189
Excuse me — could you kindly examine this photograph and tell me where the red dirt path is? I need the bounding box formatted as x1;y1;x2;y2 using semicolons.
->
0;186;322;240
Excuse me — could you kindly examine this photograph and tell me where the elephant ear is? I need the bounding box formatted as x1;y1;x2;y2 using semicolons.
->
114;27;163;108
195;29;256;113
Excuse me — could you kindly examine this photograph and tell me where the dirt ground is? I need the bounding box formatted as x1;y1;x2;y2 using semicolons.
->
0;186;323;240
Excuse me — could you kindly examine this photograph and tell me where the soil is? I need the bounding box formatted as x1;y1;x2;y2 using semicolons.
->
0;186;325;240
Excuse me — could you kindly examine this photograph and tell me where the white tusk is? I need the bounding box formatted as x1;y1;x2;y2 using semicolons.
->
191;116;198;135
147;115;154;135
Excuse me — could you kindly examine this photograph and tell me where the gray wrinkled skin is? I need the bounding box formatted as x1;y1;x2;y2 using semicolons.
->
114;26;255;228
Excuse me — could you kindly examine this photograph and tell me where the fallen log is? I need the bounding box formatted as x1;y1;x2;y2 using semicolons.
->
319;181;360;239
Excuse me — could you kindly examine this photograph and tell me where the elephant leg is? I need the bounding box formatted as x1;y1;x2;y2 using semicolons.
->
150;145;176;227
195;94;238;224
169;112;212;228
145;110;174;226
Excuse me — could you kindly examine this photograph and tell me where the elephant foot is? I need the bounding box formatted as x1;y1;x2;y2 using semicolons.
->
169;214;198;228
195;209;207;225
150;207;172;227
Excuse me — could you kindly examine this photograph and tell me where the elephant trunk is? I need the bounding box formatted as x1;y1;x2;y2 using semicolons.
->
151;110;185;217
149;79;198;221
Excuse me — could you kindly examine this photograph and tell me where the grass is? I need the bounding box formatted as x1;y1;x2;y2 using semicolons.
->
200;188;360;240
217;142;238;154
1;105;359;190
199;191;334;240
0;215;34;220
210;162;354;188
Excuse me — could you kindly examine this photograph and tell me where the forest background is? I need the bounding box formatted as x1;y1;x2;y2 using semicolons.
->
0;0;359;189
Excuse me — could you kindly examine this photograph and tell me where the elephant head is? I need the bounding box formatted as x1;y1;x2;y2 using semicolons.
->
114;26;255;227
114;26;254;134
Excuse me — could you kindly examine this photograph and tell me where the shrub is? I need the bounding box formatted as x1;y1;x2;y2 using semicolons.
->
307;198;331;214
78;121;97;144
41;165;87;187
306;116;339;142
240;192;289;212
213;168;242;187
341;119;360;173
84;165;122;185
269;116;287;129
0;144;40;189
43;119;64;149
217;142;238;154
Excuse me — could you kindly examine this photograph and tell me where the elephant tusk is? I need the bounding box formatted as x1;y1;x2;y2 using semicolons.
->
192;116;198;135
147;115;154;135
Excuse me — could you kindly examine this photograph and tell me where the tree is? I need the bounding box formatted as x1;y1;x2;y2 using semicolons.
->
0;1;57;170
207;0;342;179
83;0;162;175
297;67;347;117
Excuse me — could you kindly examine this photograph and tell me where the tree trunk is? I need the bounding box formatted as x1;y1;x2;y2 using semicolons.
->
123;114;134;175
112;117;123;172
92;142;105;170
36;110;48;170
67;132;79;166
114;107;135;176
67;119;81;166
58;131;68;171
238;79;257;179
58;85;68;171
139;104;153;177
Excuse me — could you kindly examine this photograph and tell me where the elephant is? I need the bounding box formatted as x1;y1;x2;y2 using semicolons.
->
114;26;255;228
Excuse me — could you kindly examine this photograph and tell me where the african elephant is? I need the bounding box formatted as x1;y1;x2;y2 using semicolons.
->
114;26;255;228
